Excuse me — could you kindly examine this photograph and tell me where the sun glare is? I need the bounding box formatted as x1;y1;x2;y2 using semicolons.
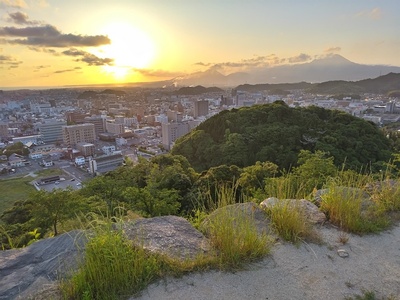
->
99;22;156;79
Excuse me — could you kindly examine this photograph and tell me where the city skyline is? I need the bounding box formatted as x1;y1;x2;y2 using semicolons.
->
1;0;400;88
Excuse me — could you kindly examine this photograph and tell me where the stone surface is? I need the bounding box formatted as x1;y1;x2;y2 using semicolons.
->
260;198;326;224
121;215;211;260
0;230;87;300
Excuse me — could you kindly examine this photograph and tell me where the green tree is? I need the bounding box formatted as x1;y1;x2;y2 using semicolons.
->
293;150;337;194
238;161;278;198
123;186;180;217
30;189;85;236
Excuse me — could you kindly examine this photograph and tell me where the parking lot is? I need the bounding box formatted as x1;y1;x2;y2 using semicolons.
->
37;178;82;192
1;158;93;192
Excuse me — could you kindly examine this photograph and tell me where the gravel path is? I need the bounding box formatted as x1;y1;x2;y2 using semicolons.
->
132;224;400;300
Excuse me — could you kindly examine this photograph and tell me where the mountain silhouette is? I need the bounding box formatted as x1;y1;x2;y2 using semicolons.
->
176;55;400;87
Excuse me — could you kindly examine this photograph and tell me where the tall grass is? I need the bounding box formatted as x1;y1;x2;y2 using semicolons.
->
199;184;272;270
320;171;390;234
207;208;271;269
61;226;160;300
264;199;318;243
264;172;309;201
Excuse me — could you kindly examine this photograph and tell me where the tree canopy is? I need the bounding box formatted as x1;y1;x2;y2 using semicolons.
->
172;102;392;172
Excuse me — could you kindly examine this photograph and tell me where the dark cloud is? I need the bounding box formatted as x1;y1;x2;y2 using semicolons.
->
28;46;59;55
62;48;114;66
54;66;81;74
132;68;184;77
0;53;22;69
194;62;212;67
0;24;111;47
324;46;341;53
6;11;40;25
288;53;312;63
33;64;50;72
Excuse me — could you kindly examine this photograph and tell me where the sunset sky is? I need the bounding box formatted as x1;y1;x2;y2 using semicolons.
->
1;0;400;88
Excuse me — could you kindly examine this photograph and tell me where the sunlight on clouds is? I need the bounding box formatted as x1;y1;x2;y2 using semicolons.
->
97;22;156;80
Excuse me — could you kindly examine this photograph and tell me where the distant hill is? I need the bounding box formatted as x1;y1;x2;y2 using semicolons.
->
77;89;126;99
308;72;400;94
235;82;312;93
175;55;400;87
171;101;391;172
232;73;400;95
174;85;224;95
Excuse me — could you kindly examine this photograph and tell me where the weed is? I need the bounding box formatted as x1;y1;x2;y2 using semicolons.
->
338;231;349;245
344;289;395;300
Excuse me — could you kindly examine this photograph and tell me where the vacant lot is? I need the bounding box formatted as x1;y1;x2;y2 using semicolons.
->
0;176;36;215
0;168;67;215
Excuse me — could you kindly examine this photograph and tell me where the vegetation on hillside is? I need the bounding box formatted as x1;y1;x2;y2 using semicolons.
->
234;73;400;95
172;102;391;172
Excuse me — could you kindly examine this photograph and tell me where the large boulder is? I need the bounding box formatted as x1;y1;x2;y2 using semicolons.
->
121;216;211;261
0;230;87;300
260;197;326;224
200;202;271;237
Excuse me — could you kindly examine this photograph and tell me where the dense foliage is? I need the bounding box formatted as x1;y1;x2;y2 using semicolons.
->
172;101;392;172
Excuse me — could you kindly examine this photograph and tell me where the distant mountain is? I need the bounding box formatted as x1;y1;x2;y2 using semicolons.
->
176;55;400;87
174;85;224;95
309;72;400;94
77;89;126;99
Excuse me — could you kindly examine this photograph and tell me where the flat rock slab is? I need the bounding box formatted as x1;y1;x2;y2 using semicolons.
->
121;216;211;261
0;230;87;300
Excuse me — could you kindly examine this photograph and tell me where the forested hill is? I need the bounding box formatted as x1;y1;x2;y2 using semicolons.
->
234;73;400;95
171;101;392;172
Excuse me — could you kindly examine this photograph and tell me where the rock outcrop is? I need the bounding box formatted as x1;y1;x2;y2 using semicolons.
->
0;230;87;300
120;215;211;260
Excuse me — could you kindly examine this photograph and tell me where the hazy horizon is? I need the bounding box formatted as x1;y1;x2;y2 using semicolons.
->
1;0;400;88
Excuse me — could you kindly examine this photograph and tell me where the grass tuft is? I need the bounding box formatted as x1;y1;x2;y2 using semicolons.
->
264;199;319;244
61;226;160;300
207;208;271;270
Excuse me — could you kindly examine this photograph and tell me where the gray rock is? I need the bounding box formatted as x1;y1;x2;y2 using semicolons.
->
260;198;326;224
201;202;271;237
0;230;87;300
121;216;211;261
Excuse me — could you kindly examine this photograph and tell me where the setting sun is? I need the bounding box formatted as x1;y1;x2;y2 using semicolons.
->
97;22;156;79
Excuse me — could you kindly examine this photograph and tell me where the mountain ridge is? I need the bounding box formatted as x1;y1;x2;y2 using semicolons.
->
176;55;400;87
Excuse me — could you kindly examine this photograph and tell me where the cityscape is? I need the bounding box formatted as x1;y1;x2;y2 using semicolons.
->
1;82;399;182
1;1;400;299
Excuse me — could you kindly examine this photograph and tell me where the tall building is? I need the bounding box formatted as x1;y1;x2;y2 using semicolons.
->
62;123;96;147
84;116;106;136
66;111;88;124
106;121;124;135
194;100;209;118
161;122;190;150
38;120;67;144
0;122;8;139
